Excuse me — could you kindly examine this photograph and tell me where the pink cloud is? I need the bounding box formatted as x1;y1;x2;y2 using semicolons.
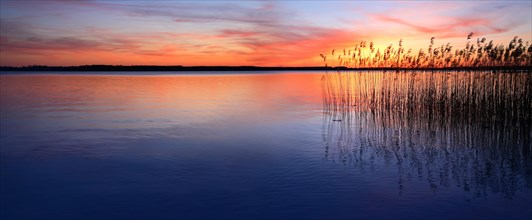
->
371;14;511;38
1;1;529;66
217;30;262;38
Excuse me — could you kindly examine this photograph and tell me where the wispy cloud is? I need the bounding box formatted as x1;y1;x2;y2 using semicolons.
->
371;14;511;38
1;1;530;66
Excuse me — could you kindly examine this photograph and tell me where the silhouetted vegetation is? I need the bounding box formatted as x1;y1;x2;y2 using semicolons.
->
321;69;532;198
321;34;531;68
0;65;337;72
2;65;528;72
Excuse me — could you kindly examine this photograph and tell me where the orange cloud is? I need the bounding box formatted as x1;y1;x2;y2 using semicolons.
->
1;1;529;66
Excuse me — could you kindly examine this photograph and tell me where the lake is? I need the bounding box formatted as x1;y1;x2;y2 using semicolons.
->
1;71;531;220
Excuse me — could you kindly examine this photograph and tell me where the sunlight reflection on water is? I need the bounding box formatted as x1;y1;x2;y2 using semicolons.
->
0;71;530;220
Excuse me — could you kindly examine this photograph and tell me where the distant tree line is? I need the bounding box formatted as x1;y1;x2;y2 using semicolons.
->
0;65;529;72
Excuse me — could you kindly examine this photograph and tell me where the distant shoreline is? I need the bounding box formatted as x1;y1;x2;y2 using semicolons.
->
0;65;530;72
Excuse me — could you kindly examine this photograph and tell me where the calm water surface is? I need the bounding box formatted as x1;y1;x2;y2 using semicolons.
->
1;71;531;219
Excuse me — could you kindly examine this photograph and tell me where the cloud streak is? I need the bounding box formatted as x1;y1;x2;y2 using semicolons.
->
1;1;530;66
371;15;511;38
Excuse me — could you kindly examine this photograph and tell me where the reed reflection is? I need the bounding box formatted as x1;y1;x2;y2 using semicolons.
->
322;70;532;198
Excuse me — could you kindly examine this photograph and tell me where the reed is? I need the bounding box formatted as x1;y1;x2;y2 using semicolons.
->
321;34;532;68
322;69;531;133
321;69;532;198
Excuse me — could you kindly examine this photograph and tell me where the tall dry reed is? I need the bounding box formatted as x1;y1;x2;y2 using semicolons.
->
321;34;531;68
321;70;531;198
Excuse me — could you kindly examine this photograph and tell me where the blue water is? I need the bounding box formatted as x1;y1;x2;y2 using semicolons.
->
1;72;531;220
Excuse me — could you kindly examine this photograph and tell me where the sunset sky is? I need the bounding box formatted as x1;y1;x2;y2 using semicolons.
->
1;0;531;67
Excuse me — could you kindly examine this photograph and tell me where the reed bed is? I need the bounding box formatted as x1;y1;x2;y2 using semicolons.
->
320;34;531;68
321;69;531;198
323;70;531;120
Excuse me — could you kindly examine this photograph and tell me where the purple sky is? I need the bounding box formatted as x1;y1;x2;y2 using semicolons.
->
1;0;530;66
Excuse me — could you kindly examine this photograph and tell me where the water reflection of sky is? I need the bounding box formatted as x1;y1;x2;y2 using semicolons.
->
1;73;322;152
0;72;530;220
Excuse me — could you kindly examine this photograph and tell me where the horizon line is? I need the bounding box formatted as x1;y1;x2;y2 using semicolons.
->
1;65;531;72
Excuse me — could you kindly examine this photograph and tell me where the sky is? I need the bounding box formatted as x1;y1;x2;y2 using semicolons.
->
0;0;531;67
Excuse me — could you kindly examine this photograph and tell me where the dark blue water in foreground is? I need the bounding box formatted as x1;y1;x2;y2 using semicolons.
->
1;72;531;220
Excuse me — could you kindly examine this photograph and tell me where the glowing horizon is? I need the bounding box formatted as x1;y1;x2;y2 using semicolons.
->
0;0;530;67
